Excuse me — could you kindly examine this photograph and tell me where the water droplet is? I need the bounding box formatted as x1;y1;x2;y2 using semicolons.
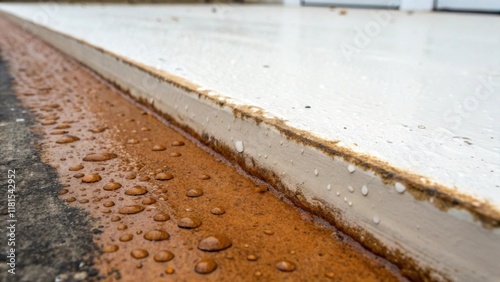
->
361;185;369;196
117;224;127;230
327;184;331;191
103;182;122;191
142;197;156;205
103;201;115;207
152;145;166;151
89;127;106;133
195;257;218;274
314;169;319;176
170;152;181;157
139;175;150;181
119;233;133;242
165;267;175;274
247;254;258;261
127;138;139;144
199;174;211;180
198;234;232;251
66;197;76;203
144;230;170;241
81;174;102;183
68;164;84;171
275;260;296;272
154;250;175;262
347;164;356;173
59;189;69;195
111;215;121;222
235;140;244;153
172;141;185;146
153;213;170;222
56;135;80;144
395;182;406;193
373;215;380;224
263;230;274;235
336;191;340;196
418;125;426;129
118;205;145;214
131;249;148;259
325;272;335;279
177;217;202;229
125;173;136;180
155;172;173;181
348;185;354;193
83;153;117;162
103;245;119;253
211;207;225;215
73;173;84;179
186;188;203;197
125;186;148;196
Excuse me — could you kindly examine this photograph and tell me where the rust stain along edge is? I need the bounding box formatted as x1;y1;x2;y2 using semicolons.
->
3;11;499;282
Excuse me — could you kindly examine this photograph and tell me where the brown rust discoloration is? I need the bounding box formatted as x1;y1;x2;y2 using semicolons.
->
2;12;494;281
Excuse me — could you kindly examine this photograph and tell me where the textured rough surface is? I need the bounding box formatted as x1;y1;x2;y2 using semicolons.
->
0;58;98;281
0;17;404;282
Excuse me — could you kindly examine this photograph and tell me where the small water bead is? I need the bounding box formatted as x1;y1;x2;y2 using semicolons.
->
347;164;356;173
198;234;232;252
131;249;148;259
125;186;148;196
155;172;173;181
143;230;170;241
118;205;145;214
103;182;122;191
152;145;166;151
102;245;119;253
81;174;102;183
361;185;369;196
276;260;296;272
119;233;133;242
177;217;202;229
83;153;117;162
195;258;217;274
153;213;170;222
138;176;150;181
186;188;203;197
210;207;225;215
153;250;175;262
56;135;80;144
68;164;84;171
142;198;156;205
395;182;406;193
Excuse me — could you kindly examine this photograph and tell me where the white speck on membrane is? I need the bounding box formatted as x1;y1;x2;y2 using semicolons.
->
395;182;406;194
16;118;25;122
347;164;356;173
314;169;319;176
336;191;340;196
327;184;331;191
373;215;381;225
235;140;244;153
348;201;352;206
348;185;354;193
343;197;347;202
361;185;369;196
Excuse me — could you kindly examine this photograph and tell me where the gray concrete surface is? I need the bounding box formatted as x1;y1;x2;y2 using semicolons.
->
0;56;99;282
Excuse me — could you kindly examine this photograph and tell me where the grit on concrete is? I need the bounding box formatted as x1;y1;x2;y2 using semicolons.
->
0;56;98;282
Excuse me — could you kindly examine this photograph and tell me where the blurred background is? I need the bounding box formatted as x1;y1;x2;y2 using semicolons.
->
0;0;498;13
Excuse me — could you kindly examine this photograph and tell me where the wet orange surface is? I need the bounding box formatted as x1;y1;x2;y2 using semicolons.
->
0;18;405;281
